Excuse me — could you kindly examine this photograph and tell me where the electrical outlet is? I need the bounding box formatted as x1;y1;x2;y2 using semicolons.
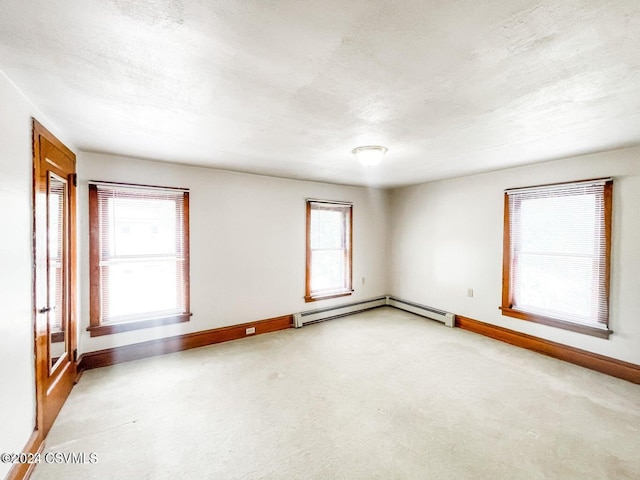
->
246;327;256;335
362;277;365;285
467;288;474;298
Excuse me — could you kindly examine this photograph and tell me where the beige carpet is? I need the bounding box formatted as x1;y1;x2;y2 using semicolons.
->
32;307;640;479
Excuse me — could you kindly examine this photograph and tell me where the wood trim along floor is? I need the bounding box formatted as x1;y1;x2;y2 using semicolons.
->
456;315;640;384
5;430;43;480
78;314;293;371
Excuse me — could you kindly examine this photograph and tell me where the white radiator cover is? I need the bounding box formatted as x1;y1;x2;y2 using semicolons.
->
294;296;455;328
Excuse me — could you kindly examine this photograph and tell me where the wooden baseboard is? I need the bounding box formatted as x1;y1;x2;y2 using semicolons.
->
5;430;43;480
456;315;640;384
78;314;293;371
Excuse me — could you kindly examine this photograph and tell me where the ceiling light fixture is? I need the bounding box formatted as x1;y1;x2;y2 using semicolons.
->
351;145;388;167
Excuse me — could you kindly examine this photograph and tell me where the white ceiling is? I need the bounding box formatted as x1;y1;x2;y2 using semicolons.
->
1;0;639;188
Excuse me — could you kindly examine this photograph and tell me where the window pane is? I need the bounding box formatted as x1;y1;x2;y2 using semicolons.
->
48;179;64;335
306;201;351;299
108;197;177;256
504;180;610;331
311;209;344;249
311;250;346;292
515;254;594;322
48;175;67;370
520;194;596;254
90;183;190;333
104;259;181;321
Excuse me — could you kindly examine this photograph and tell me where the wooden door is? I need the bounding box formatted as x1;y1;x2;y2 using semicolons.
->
33;119;77;437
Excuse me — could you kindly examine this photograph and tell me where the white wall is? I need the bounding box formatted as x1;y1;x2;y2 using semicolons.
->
77;152;390;353
389;147;640;364
0;73;76;480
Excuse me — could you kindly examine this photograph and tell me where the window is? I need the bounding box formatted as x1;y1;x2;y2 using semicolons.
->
501;178;612;338
305;200;353;302
88;182;191;336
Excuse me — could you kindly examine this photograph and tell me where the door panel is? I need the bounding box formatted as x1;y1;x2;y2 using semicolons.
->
33;119;77;437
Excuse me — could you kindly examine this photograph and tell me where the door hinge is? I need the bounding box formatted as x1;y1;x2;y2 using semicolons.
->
73;349;78;362
71;173;77;187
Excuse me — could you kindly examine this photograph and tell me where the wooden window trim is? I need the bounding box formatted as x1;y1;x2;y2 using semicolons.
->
501;180;613;339
87;313;192;337
305;200;353;303
499;307;611;339
88;183;191;337
304;291;354;303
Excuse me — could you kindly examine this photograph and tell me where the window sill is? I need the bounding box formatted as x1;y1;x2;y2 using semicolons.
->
87;313;192;337
304;290;353;303
499;306;611;339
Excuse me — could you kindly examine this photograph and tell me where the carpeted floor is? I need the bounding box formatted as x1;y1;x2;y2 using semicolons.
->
32;307;640;479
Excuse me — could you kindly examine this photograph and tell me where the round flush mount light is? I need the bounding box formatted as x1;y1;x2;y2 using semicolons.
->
351;145;388;167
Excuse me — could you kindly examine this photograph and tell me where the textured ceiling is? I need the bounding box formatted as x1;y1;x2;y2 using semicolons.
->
1;0;639;187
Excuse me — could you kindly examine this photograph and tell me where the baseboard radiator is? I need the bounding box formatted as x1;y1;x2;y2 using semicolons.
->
293;295;455;328
386;296;455;327
293;296;387;328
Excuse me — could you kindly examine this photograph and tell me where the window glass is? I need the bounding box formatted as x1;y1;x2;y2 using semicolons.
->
502;179;611;337
306;201;352;301
89;183;190;335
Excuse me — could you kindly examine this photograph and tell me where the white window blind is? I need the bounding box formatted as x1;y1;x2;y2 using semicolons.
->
307;201;352;299
506;179;610;329
92;183;189;324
